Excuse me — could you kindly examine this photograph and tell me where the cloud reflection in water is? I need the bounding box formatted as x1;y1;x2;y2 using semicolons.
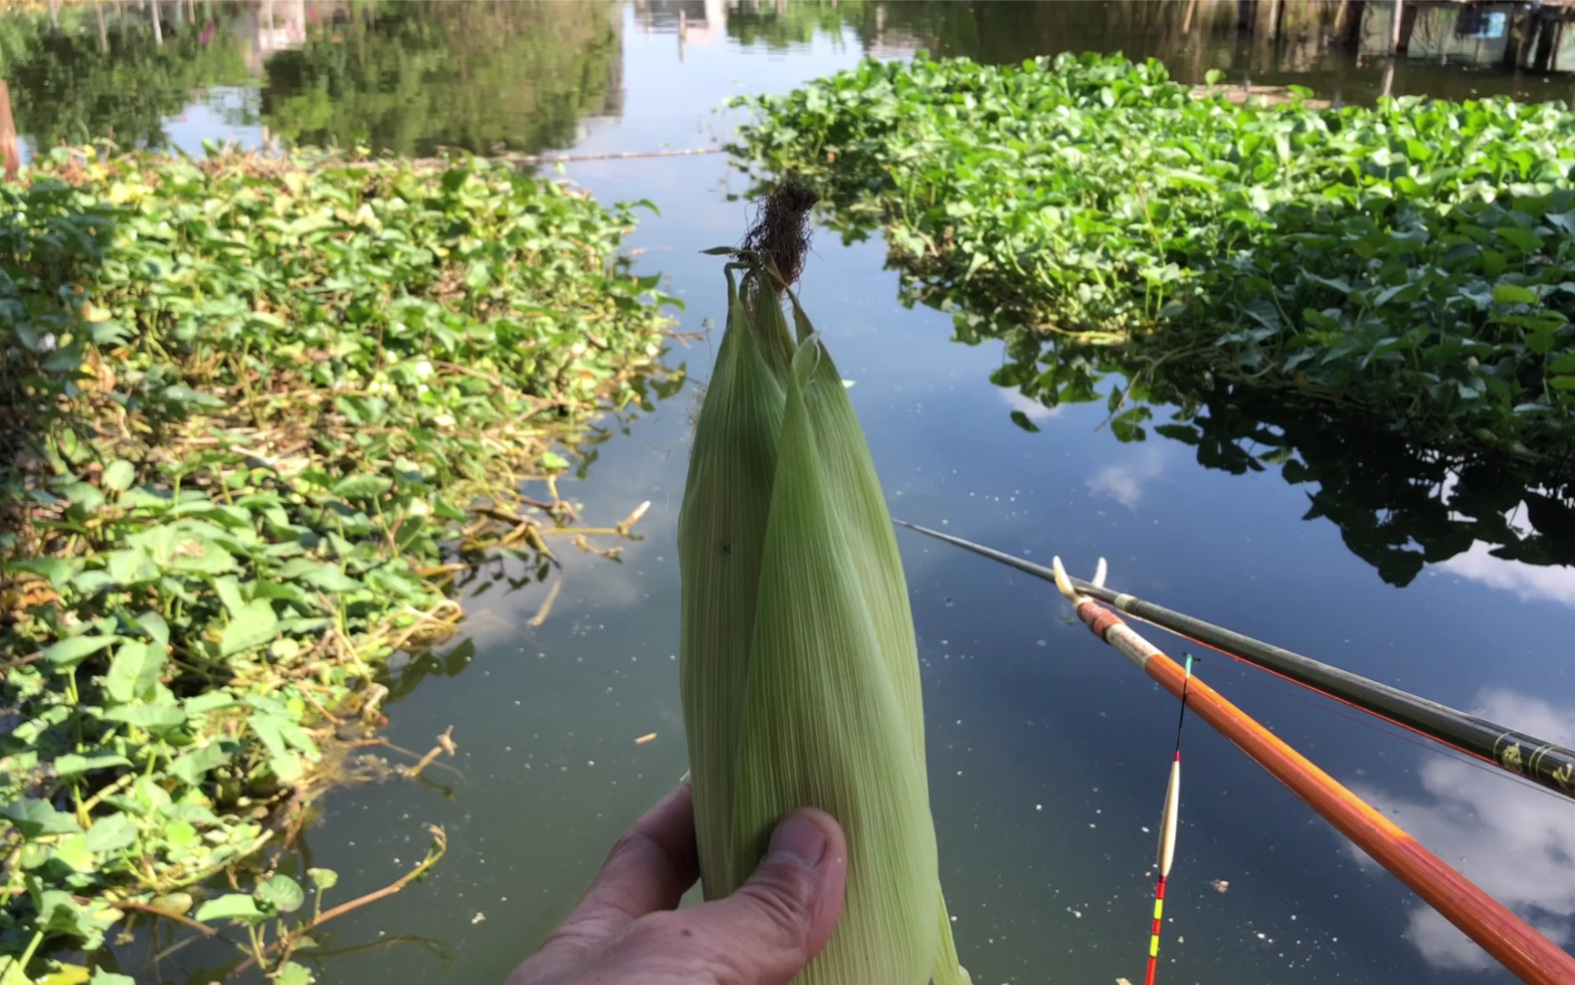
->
1438;542;1575;609
1087;446;1167;509
1348;690;1575;970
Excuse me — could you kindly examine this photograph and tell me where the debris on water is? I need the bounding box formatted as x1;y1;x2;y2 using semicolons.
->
1211;879;1230;893
636;732;658;744
471;912;486;924
1117;978;1134;985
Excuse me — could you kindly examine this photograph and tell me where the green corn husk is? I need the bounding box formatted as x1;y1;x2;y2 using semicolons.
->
679;253;970;985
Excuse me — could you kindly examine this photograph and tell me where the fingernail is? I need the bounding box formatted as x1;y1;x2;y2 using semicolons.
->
765;813;829;868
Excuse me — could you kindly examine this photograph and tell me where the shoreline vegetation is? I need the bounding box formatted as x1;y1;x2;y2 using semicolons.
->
0;145;681;982
732;53;1575;469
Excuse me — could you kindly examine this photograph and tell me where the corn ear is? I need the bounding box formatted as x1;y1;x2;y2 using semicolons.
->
678;265;790;897
680;256;970;985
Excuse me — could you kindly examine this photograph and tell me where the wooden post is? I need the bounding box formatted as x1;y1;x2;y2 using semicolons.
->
1392;0;1403;51
1534;12;1557;71
1183;0;1200;35
150;0;162;45
96;0;108;51
0;81;19;183
1342;0;1368;45
678;7;686;61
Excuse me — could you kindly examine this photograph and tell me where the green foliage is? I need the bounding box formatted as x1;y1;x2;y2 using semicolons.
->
260;1;621;157
733;52;1575;465
0;146;680;969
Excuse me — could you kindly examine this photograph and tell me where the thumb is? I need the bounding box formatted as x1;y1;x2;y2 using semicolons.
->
687;809;847;985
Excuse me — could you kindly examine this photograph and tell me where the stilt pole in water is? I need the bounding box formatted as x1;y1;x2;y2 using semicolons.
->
1049;557;1575;985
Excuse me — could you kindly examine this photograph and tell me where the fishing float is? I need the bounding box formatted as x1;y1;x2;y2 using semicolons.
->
895;519;1575;802
1047;556;1575;985
1145;651;1191;985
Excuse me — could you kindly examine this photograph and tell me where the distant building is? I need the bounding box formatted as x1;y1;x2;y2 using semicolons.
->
633;0;726;46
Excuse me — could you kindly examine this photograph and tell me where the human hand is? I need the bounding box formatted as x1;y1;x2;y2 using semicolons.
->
505;782;847;985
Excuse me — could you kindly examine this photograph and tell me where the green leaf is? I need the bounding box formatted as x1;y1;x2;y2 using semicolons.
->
161;384;226;408
137;611;170;649
306;867;339;891
106;641;167;704
220;599;280;656
332;475;393;499
54;753;132;776
104;549;158;587
51;834;96;872
195;893;265;925
164;820;200;850
170;741;232;785
5;556;82;589
101;460;136;492
167;536;237;575
101;704;189;733
250;717;305;782
184;691;239;715
84;814;139;854
296;563;360;593
43;634;120;668
539;451;570;471
1493;283;1539;305
89;972;137;985
256;874;305;914
1;798;83;837
275;962;314;985
215;575;246;620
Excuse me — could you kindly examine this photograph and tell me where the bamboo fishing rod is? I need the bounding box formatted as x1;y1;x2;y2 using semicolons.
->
1048;557;1575;985
894;520;1575;803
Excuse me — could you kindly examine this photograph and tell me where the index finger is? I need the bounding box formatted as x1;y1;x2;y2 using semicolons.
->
537;782;701;961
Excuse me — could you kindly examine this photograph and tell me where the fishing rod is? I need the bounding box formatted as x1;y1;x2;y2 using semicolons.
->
894;520;1575;803
1049;557;1575;985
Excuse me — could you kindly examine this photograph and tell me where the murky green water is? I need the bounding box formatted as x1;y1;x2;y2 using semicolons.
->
6;2;1575;983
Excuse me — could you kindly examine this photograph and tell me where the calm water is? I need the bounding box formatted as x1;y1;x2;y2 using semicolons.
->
7;2;1575;983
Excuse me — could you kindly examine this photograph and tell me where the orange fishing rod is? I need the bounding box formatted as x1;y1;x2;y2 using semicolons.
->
1048;557;1575;985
